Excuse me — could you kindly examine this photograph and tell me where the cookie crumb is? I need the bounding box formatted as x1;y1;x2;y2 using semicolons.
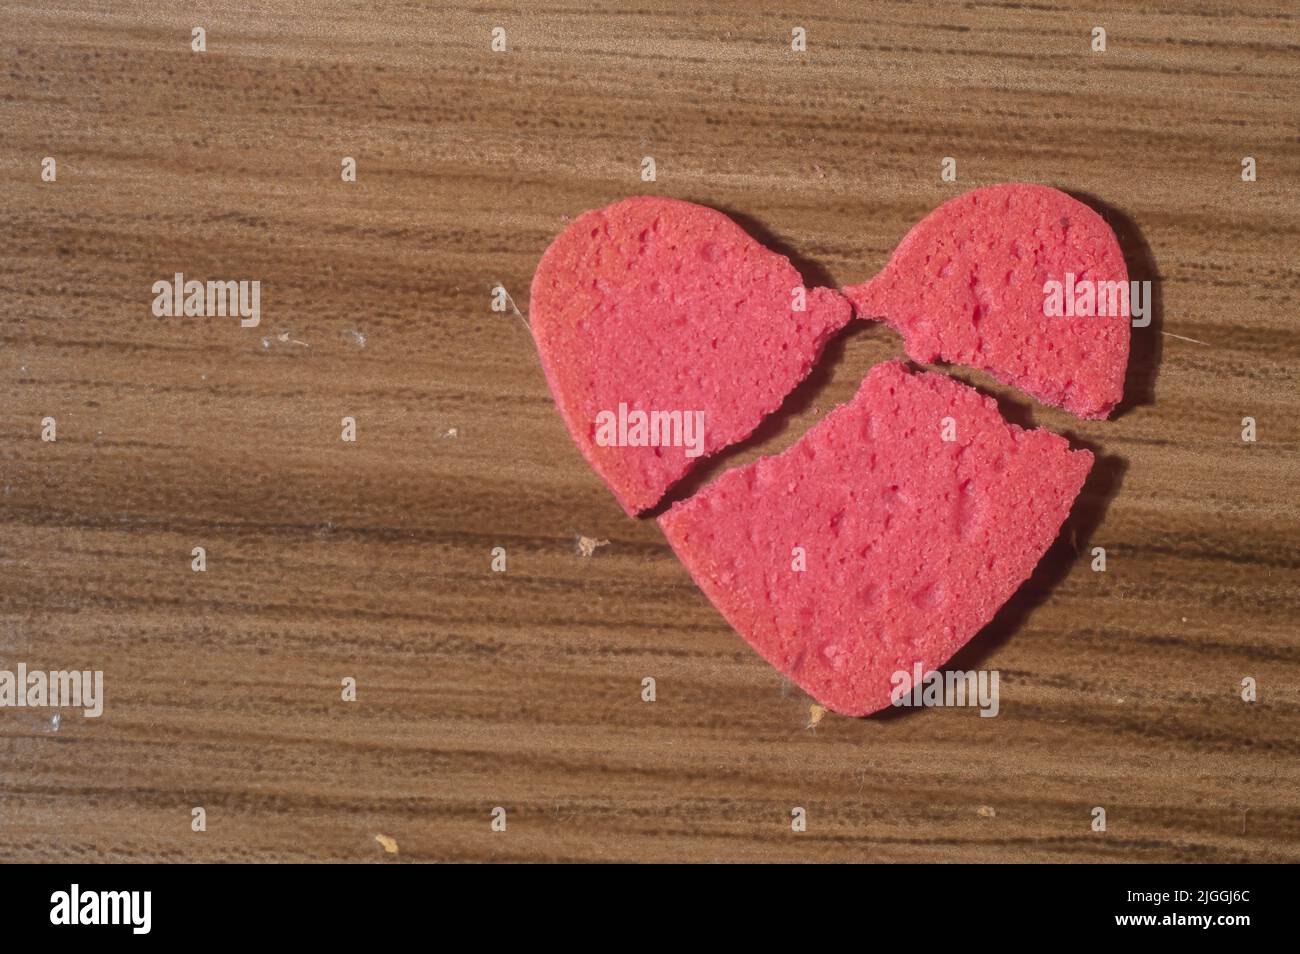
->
806;704;826;729
575;534;610;558
375;833;399;854
977;805;996;818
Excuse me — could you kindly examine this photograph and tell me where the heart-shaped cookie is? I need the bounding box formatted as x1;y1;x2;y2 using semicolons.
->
528;186;1129;716
529;197;852;515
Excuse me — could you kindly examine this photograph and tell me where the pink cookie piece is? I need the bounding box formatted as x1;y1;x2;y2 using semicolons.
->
844;184;1130;420
530;197;852;515
659;360;1092;717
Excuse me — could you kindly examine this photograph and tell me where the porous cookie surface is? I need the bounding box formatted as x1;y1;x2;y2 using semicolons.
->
530;197;852;515
844;184;1130;420
659;361;1093;716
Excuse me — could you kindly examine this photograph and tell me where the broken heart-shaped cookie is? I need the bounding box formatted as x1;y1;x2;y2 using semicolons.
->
528;186;1129;717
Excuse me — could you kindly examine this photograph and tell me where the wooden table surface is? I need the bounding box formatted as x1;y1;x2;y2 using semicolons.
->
2;1;1297;863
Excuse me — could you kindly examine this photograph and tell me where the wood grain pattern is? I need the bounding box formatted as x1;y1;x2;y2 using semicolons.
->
2;1;1297;863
